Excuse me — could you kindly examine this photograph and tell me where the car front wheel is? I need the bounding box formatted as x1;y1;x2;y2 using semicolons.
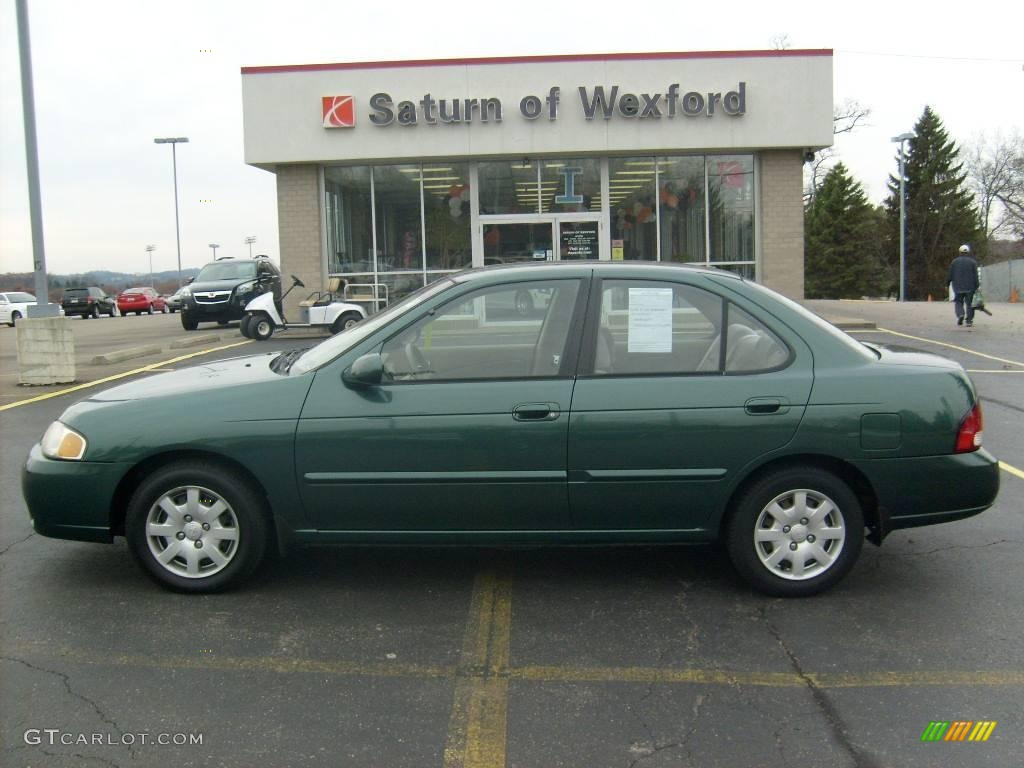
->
125;462;269;592
725;467;863;597
181;312;199;331
9;311;21;327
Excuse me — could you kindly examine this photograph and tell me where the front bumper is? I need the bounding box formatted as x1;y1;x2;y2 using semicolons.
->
855;448;1000;537
182;296;247;321
22;444;129;543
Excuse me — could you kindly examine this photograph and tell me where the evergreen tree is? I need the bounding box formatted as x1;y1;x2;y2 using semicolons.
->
805;163;889;298
884;107;982;299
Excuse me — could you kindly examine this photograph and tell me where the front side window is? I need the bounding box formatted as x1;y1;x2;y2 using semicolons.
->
591;280;722;376
380;279;581;381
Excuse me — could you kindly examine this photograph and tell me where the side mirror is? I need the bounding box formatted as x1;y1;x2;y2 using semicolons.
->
342;353;384;388
186;277;195;285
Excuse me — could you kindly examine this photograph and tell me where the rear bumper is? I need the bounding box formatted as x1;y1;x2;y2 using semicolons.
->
22;444;128;543
854;449;1000;538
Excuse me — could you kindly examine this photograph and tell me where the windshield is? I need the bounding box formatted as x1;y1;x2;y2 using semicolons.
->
289;279;456;375
5;292;35;303
195;262;257;282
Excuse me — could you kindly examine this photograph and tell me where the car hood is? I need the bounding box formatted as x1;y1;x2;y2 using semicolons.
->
86;353;287;402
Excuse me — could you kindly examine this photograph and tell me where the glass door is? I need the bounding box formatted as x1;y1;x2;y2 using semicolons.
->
483;221;553;265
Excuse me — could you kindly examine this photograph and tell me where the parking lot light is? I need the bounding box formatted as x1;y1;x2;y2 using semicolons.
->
145;244;156;288
209;243;220;259
154;137;189;287
891;132;914;302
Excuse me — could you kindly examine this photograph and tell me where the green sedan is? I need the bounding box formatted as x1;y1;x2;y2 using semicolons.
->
23;263;1000;596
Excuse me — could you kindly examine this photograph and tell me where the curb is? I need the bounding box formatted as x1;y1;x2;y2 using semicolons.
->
91;344;164;365
169;334;222;349
831;320;877;331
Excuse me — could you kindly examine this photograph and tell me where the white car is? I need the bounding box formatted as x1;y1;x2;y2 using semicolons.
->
0;292;64;326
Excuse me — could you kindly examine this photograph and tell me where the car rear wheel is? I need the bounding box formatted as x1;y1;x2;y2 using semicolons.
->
251;313;274;341
90;305;100;319
147;304;154;315
725;467;863;597
514;289;534;317
125;462;269;592
330;311;362;334
239;314;254;338
181;312;199;331
9;311;21;327
111;305;119;317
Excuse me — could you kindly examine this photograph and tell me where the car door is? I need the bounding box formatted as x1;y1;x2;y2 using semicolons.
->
568;275;813;531
295;275;588;532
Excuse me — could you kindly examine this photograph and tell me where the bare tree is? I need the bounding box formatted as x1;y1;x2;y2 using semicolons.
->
769;34;791;50
804;100;872;201
965;131;1024;241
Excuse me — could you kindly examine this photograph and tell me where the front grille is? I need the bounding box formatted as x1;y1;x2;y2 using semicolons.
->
194;291;231;305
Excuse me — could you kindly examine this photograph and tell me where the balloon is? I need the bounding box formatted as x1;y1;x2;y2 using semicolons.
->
459;188;471;202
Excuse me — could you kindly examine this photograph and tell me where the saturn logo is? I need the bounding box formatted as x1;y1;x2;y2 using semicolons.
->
322;96;355;128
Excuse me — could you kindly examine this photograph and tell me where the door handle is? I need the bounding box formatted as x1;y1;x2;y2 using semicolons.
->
744;397;787;415
513;403;560;422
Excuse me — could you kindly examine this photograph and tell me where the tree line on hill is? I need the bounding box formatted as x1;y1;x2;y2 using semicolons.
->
0;269;199;301
805;106;1023;300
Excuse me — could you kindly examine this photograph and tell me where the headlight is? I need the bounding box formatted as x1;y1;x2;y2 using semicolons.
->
180;287;192;297
236;281;257;296
41;421;88;461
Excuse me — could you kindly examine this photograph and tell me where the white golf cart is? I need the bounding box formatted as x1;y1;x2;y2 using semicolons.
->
240;276;371;341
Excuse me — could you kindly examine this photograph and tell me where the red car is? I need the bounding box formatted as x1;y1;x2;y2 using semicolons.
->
117;287;167;316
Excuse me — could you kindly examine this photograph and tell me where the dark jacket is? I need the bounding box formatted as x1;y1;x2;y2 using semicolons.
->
948;255;979;293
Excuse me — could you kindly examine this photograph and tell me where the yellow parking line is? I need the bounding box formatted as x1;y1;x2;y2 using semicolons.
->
875;328;1024;368
443;568;513;768
0;340;253;412
1000;461;1024;481
9;642;1024;689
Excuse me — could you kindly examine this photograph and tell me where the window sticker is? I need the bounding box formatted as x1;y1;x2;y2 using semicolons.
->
627;287;673;353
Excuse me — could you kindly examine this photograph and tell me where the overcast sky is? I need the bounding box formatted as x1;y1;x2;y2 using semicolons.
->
1;0;1021;276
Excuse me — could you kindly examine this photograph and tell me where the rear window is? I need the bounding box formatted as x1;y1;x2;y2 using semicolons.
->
64;288;89;298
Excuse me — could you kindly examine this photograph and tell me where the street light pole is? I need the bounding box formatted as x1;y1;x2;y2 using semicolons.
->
245;236;256;258
154;137;189;287
891;132;914;302
209;243;220;260
145;244;156;288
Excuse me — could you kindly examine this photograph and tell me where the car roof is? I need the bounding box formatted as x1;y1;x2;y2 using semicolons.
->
451;260;745;284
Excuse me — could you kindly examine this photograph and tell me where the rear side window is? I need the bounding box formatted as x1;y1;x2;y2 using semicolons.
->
591;280;723;375
723;305;790;373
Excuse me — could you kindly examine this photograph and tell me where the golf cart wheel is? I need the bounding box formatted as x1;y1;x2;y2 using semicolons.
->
331;311;362;334
251;313;275;341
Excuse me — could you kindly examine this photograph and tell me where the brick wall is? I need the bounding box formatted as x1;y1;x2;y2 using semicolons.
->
759;150;804;299
276;165;323;316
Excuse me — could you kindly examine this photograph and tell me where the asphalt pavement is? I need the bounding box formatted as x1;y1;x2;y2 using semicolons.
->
1;300;1021;768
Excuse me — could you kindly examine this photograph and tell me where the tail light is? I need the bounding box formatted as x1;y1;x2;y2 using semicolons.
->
955;402;983;453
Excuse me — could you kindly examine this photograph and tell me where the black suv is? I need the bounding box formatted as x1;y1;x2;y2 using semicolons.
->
179;257;281;331
61;287;117;319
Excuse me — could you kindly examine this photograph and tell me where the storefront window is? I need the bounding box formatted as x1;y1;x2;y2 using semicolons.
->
423;162;471;271
374;165;423;272
325;167;373;274
708;155;754;264
479;160;538;214
659;156;705;263
609;158;657;261
542;159;602;213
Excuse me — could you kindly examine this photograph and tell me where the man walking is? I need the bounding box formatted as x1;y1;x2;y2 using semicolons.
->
948;244;980;327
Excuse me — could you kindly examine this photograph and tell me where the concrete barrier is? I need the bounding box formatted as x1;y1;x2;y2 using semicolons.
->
169;334;222;349
91;345;163;365
17;317;76;385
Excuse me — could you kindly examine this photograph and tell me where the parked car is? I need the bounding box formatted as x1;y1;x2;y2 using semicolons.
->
117;287;167;316
23;262;999;595
179;256;281;330
61;287;117;318
0;291;64;326
165;288;185;313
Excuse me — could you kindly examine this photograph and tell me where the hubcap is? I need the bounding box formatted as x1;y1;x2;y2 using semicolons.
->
145;485;240;579
753;489;846;581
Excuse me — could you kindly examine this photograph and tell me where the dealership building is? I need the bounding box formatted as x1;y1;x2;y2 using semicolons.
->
240;50;833;309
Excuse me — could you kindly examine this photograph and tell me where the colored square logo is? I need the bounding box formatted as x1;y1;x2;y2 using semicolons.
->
322;96;355;128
